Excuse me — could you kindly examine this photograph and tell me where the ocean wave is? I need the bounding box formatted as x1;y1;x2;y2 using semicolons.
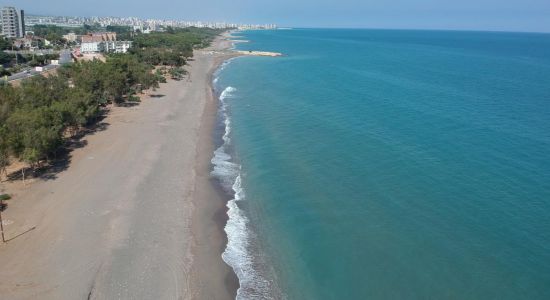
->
212;59;236;89
211;86;238;190
215;59;235;77
220;86;237;101
211;86;275;299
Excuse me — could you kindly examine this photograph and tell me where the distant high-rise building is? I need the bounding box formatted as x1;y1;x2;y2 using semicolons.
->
1;6;25;38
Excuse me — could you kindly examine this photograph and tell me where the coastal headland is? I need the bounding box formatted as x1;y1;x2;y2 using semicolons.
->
0;34;242;299
236;50;283;57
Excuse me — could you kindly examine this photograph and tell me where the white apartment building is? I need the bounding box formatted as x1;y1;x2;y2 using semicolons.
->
106;40;132;53
80;32;132;54
81;35;103;52
1;6;25;38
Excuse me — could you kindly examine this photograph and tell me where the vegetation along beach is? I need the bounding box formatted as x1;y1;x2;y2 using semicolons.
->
0;27;243;299
1;0;550;299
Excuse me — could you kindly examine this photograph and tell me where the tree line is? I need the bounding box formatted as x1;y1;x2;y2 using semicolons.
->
0;27;221;178
130;27;220;66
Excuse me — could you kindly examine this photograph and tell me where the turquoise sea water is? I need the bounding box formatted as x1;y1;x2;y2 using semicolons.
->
211;29;550;299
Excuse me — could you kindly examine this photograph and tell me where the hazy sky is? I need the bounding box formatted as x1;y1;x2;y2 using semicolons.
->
4;0;550;32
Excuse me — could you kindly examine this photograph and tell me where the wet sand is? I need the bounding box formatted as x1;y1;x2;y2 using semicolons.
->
0;35;238;299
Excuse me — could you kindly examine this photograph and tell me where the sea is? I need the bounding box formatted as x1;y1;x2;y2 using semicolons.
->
211;29;550;299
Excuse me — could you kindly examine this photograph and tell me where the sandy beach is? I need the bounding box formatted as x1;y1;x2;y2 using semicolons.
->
0;35;238;299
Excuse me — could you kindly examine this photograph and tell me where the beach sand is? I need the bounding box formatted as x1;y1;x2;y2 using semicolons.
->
0;35;238;299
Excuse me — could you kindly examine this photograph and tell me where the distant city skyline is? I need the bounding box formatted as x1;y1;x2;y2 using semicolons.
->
23;14;276;31
2;0;550;33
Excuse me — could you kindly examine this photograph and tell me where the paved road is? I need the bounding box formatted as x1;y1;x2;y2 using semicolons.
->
4;49;59;55
5;50;72;82
59;49;72;64
7;65;58;81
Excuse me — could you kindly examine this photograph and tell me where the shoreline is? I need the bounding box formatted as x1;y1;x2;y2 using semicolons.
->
199;30;284;299
189;34;241;299
0;33;241;299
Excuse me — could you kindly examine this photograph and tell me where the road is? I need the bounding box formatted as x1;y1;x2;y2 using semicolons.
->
59;49;72;64
6;65;58;81
4;49;59;55
5;50;72;82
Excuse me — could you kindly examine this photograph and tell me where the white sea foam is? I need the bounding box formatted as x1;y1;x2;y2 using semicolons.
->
220;86;237;101
211;86;275;299
216;58;236;76
211;86;238;190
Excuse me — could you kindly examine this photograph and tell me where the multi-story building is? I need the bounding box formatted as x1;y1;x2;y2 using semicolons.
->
1;6;25;38
62;32;78;42
80;35;104;53
105;40;132;53
80;32;132;54
24;13;277;32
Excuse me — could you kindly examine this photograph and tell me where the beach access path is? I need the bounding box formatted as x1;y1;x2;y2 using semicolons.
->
0;36;237;299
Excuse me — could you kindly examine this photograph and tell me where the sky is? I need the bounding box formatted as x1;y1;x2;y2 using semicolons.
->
4;0;550;32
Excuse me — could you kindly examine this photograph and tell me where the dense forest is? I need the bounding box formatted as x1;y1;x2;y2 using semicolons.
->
130;27;220;65
0;27;222;178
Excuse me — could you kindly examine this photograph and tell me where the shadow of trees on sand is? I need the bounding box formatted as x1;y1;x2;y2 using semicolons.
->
4;115;110;183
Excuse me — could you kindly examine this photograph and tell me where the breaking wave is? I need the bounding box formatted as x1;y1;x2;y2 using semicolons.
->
211;86;275;299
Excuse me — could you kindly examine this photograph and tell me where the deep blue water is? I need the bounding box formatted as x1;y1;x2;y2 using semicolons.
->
212;29;550;299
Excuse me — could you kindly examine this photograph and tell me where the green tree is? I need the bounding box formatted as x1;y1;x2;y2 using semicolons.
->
169;67;187;80
0;25;218;182
0;38;12;51
0;128;9;178
0;51;12;65
6;107;63;169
